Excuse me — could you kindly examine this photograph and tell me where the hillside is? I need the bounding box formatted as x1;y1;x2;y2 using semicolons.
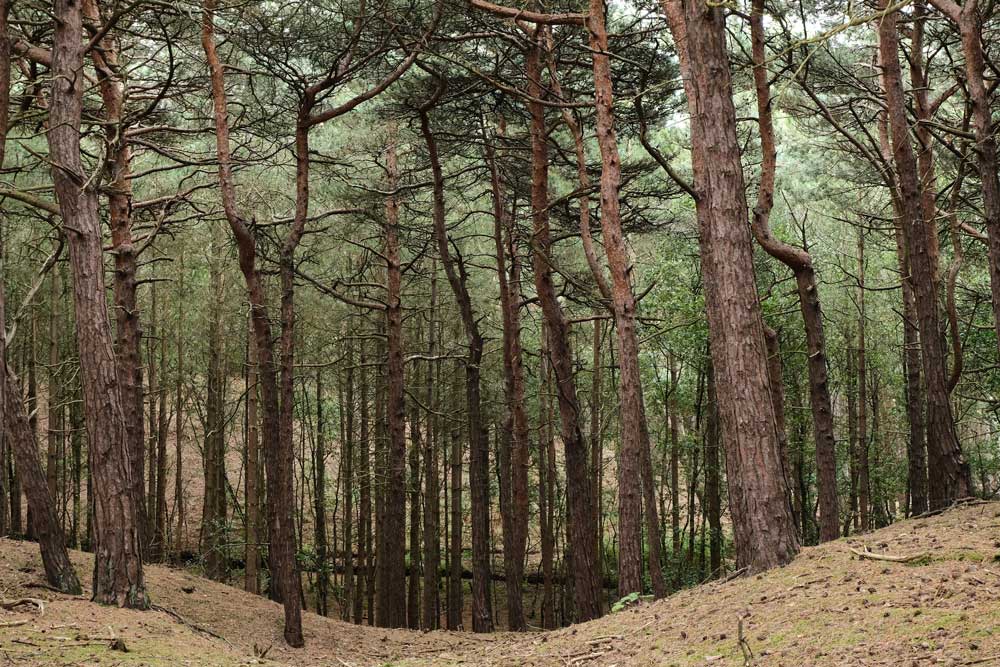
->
1;502;999;666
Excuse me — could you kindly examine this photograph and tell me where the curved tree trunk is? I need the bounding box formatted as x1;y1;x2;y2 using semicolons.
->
748;0;838;542
200;0;302;644
587;0;666;598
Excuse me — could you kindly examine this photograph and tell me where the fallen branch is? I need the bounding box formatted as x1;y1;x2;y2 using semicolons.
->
0;598;45;615
849;547;927;563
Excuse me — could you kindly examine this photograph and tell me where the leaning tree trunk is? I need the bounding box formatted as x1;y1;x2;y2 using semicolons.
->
876;2;970;509
525;32;602;622
48;0;148;608
662;0;799;572
0;212;81;594
588;0;666;598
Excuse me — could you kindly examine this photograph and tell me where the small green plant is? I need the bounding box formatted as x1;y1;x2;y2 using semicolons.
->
611;591;641;613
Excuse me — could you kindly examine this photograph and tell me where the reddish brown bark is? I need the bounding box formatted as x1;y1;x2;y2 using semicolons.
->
748;0;839;543
48;0;148;608
526;31;602;620
662;0;799;572
420;93;493;632
81;0;146;547
926;0;1000;361
245;314;260;594
876;2;971;509
0;196;80;595
587;0;666;598
202;239;227;581
421;273;440;630
487;116;530;631
200;0;302;644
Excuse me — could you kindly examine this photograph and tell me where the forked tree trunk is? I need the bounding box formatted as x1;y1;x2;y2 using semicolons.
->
81;0;147;548
48;0;148;608
200;0;301;644
925;0;1000;361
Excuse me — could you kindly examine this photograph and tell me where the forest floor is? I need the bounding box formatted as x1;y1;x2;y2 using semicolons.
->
1;501;1000;666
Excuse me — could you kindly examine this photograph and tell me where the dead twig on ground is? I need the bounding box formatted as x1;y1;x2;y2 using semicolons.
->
150;604;232;646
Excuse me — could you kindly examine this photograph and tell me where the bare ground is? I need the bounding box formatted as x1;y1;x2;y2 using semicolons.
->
2;501;999;666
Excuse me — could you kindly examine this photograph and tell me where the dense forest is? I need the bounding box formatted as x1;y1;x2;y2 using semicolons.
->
0;0;998;651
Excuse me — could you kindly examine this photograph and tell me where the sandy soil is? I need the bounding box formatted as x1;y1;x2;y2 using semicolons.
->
1;501;999;666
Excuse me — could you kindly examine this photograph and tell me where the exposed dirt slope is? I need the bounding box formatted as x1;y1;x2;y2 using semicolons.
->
2;501;999;666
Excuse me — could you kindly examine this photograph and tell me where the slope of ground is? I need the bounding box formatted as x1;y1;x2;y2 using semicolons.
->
2;501;999;666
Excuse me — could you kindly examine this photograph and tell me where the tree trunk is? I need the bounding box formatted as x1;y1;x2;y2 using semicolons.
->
407;394;422;629
174;252;186;558
539;342;556;629
856;229;870;532
342;346;355;620
746;0;838;542
526;32;602;621
447;369;464;630
705;361;722;577
356;344;372;624
245;313;260;594
201;0;302;644
486;116;530;631
314;370;329;616
0;213;81;594
419;96;493;632
374;127;408;629
587;0;666;599
422;272;441;630
876;4;970;508
202;238;227;581
48;0;148;607
662;0;799;572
